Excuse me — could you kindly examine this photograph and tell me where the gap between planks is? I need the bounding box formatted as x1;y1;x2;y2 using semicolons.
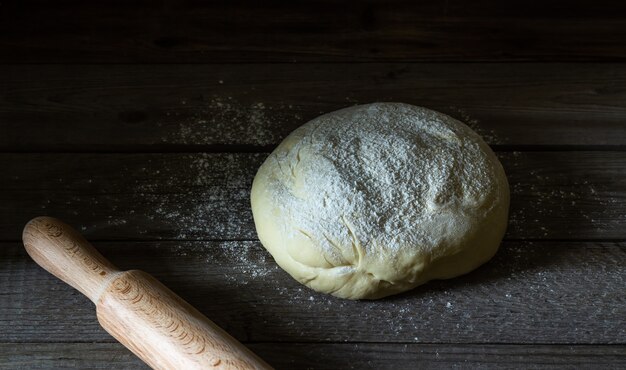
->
4;63;626;149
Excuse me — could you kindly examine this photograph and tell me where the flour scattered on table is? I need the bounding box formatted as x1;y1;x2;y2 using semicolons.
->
161;95;302;146
144;95;308;242
133;152;258;239
168;241;278;284
449;106;504;144
218;241;277;281
505;151;614;237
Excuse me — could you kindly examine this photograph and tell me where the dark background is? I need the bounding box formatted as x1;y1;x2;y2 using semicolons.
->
1;1;625;368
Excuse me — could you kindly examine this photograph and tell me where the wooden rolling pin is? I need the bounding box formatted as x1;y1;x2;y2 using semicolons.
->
22;216;273;370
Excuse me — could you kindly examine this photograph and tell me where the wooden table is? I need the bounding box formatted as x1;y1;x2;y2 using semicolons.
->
1;1;625;368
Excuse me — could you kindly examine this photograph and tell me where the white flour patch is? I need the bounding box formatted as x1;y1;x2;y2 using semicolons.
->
218;242;277;283
264;103;501;261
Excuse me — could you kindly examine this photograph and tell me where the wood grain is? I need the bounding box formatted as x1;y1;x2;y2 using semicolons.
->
3;1;626;63
2;342;626;370
98;271;271;370
2;1;625;367
22;217;118;300
3;241;624;344
1;152;624;241
2;64;626;151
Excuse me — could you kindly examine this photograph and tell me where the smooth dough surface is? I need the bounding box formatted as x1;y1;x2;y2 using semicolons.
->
251;103;509;299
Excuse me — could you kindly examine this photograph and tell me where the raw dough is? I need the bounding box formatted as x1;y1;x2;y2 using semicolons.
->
251;103;509;299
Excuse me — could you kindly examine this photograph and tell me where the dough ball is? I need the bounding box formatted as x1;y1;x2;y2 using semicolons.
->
251;103;509;299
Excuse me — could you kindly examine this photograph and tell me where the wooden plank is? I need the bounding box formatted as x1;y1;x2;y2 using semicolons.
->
2;64;626;150
0;343;147;370
2;241;624;343
2;343;625;370
3;1;626;63
1;152;625;241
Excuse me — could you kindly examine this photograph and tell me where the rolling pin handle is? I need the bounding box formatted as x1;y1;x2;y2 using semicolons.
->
22;216;118;303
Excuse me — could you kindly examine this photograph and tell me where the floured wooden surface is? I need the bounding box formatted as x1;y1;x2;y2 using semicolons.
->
2;241;625;343
1;152;625;241
3;17;626;365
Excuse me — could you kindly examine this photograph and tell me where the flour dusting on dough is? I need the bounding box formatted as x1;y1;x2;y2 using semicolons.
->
252;103;510;299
